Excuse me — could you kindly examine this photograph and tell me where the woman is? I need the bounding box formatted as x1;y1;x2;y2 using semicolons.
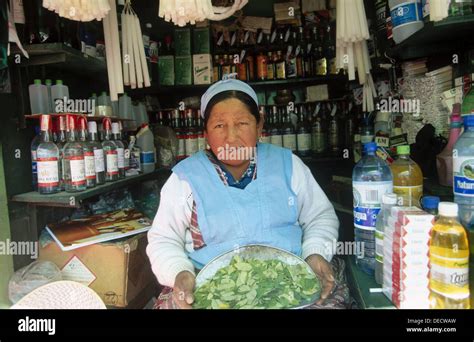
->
147;79;341;309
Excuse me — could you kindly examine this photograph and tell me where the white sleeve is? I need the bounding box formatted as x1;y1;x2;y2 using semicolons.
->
291;154;340;262
146;173;196;288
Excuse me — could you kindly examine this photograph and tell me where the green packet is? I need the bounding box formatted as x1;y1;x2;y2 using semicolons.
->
193;255;320;309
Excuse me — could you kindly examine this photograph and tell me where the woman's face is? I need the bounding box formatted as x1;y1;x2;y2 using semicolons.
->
205;98;263;167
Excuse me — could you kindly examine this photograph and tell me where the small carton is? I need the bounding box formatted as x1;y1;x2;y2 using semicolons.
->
175;55;193;85
193;54;213;85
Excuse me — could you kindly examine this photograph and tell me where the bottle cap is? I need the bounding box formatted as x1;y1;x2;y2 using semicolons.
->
396;145;410;155
363;142;377;153
34;79;42;85
56;80;63;85
112;122;120;134
438;202;458;217
101;91;107;96
45;79;52;86
78;116;88;130
421;196;440;210
66;115;76;131
382;193;398;205
463;114;474;127
88;121;98;133
103;117;112;130
40;115;51;131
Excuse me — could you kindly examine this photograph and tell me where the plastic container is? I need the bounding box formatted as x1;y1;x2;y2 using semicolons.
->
421;196;440;216
118;93;133;120
136;124;156;173
429;202;470;309
390;145;423;207
50;80;69;113
437;103;463;186
453;114;474;252
352;142;393;275
375;193;398;285
28;79;49;114
389;0;424;44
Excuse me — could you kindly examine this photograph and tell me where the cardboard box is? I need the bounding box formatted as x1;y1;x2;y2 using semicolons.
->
158;56;175;86
174;28;191;56
175;55;193;85
193;54;213;85
39;233;154;307
193;27;211;54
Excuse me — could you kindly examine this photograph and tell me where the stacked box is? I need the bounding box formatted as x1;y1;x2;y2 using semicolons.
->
383;206;434;309
175;56;193;85
158;56;175;86
193;54;213;85
193;27;211;54
174;28;191;56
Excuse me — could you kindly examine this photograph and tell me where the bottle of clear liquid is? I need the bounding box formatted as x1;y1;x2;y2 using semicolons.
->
31;126;41;191
269;106;283;147
88;121;106;185
429;202;470;309
353;142;393;275
36;115;60;194
111;122;125;179
437;104;463;186
375;193;398;285
63;115;86;193
55;115;67;191
50;80;69;113
29;79;49;114
78;117;96;188
453;114;474;253
136;124;156;173
390;145;423;207
102;118;119;182
421;196;440;216
282;108;297;152
312;103;327;155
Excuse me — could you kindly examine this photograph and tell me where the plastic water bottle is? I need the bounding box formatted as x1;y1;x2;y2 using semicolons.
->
136;124;156;173
421;196;440;216
453;114;474;249
389;0;424;44
51;80;69;113
375;193;397;285
28;79;49;114
353;142;393;275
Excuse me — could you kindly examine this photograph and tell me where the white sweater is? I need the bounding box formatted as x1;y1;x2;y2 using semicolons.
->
146;154;340;288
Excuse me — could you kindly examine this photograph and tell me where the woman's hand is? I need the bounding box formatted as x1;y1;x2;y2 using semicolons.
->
173;271;196;309
305;254;336;305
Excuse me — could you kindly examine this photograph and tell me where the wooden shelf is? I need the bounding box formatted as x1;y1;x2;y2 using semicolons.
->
25;114;133;122
387;14;474;60
11;169;171;208
10;43;107;77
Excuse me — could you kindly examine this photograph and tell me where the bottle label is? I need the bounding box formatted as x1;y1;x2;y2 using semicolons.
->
312;132;327;153
454;157;474;196
37;157;59;187
260;136;271;144
283;134;297;151
316;58;327;75
178;138;186;157
31;150;38;174
297;133;312;152
117;147;125;169
84;153;96;179
185;137;199;156
276;62;286;79
353;181;393;230
430;253;470;299
375;230;384;262
390;2;423;28
140;151;156;165
68;156;86;185
106;152;119;175
270;135;283;147
198;137;207;151
393;185;423;206
94;149;105;173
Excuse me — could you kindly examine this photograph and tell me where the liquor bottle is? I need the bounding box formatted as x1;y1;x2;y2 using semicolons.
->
303;28;313;78
328;103;341;154
88;121;106;185
63;115;86;192
77;116;96;188
296;104;312;157
213;55;221;82
312;103;327;155
36;115;60;194
256;51;268;81
275;51;286;80
111;122;125;179
118;122;130;172
31;126;41;191
296;27;305;78
267;51;276;80
259;106;271;144
312;27;327;76
196;111;206;151
269;106;283;147
54;116;67;190
102;118;119;182
324;23;338;75
171;110;186;161
222;55;232;77
185;109;199;157
286;30;298;79
23;0;59;44
282;107;297;152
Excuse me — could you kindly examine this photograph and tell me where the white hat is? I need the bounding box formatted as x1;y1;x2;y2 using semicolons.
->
11;281;106;309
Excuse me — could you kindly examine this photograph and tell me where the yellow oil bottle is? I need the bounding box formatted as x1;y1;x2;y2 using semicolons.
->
390;145;423;208
429;202;470;309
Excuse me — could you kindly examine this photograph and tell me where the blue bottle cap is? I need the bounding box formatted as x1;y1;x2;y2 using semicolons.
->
363;142;377;153
421;196;440;210
463;115;474;127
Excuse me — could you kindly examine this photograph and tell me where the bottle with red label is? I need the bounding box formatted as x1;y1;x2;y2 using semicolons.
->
77;116;96;188
184;109;198;157
112;122;126;179
196;110;206;151
63;115;87;192
88;121;106;185
36;115;60;194
55;115;67;190
102;118;119;182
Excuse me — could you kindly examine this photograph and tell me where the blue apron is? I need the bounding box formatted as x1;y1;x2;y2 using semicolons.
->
172;143;302;269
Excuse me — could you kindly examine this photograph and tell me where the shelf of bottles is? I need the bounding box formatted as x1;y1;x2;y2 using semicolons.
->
13;114;166;206
24;114;133;122
153;97;357;163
